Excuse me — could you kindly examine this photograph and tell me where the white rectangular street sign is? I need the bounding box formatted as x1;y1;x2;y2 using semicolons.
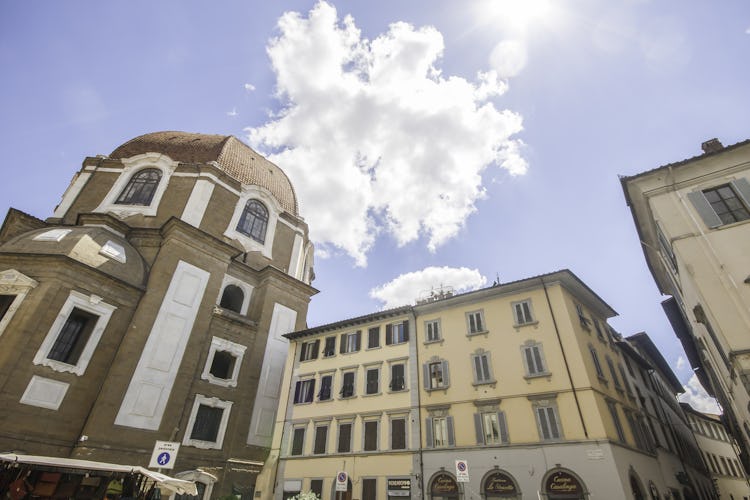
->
149;440;180;469
335;471;348;492
455;459;470;482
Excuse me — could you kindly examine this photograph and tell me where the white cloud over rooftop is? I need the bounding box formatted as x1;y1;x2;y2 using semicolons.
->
247;1;526;265
370;266;487;309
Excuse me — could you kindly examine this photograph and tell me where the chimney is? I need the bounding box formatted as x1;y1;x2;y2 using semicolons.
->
701;138;724;154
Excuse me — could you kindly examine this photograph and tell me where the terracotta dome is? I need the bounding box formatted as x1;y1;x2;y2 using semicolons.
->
110;131;299;215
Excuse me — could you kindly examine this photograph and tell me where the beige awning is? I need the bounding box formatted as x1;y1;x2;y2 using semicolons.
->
0;453;198;496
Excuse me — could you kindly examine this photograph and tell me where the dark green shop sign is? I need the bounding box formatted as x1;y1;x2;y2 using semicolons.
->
485;472;518;495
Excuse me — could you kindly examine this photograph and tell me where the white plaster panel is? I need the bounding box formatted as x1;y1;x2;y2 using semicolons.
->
148;313;187;371
288;234;304;280
115;260;209;430
263;350;284;398
132;383;163;417
181;179;215;228
246;303;296;447
20;376;69;410
256;408;275;438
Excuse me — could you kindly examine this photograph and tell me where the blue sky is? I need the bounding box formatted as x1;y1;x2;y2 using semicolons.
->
2;0;749;411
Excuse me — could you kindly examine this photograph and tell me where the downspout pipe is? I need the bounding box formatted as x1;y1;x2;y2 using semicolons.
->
541;278;589;439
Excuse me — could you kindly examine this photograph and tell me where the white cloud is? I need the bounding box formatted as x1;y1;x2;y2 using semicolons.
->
247;1;526;266
370;266;487;309
678;374;721;414
244;83;256;91
675;355;686;371
489;40;527;78
227;108;238;117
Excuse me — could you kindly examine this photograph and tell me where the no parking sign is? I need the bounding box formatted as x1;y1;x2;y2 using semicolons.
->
455;459;469;482
335;471;348;492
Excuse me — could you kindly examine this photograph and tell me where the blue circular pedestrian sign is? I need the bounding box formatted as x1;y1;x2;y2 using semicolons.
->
157;452;171;466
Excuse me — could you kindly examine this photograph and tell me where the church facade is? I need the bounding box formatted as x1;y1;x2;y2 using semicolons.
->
0;132;316;498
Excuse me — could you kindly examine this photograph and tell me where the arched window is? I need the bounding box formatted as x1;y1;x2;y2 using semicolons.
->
115;168;162;206
219;285;244;313
236;200;268;243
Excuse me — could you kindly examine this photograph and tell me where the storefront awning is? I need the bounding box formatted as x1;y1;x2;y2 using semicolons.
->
0;453;198;496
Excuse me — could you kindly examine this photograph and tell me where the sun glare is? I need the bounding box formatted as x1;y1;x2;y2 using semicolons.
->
474;0;558;37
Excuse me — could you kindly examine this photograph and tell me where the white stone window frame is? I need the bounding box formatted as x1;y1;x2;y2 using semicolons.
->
530;395;564;441
33;290;116;376
521;340;550;379
32;229;72;242
183;394;233;450
223;186;281;259
470;349;496;386
94;153;178;218
0;269;38;338
466;309;488;336
201;336;247;387
215;275;253;316
511;299;537;327
424;318;442;344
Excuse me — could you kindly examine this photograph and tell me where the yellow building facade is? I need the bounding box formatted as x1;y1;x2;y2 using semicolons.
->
622;138;750;470
260;271;712;500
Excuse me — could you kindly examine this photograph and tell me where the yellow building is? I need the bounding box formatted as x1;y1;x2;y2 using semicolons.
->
262;270;713;500
622;138;750;470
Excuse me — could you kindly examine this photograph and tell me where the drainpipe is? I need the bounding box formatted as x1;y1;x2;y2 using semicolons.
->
541;278;589;439
410;307;426;500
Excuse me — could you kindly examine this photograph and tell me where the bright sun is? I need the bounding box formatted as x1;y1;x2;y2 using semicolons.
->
473;0;558;37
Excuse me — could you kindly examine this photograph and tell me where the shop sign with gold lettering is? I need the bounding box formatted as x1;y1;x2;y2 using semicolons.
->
431;473;458;494
544;471;582;495
484;472;518;496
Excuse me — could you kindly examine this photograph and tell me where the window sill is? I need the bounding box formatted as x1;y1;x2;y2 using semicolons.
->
524;372;551;381
424;338;444;346
322;353;336;359
363;392;381;397
425;386;449;392
366;345;381;351
388;388;408;393
472;380;497;387
317;398;334;403
293;401;314;406
339;395;357;400
386;341;408;347
466;330;490;338
513;320;539;329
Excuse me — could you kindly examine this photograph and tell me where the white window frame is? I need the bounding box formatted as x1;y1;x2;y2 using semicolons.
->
294;378;316;404
340;370;356;398
425;319;441;343
480;412;505;445
471;350;495;385
512;299;535;326
387;321;408;345
433;417;450;447
215;275;253;316
521;341;549;377
94;153;177;218
201;336;247;387
223;186;281;259
341;331;361;354
532;398;563;441
466;310;486;335
33;290;116;376
183;394;233;450
318;373;334;401
0;269;38;338
300;340;319;362
390;415;408;450
363;418;380;452
425;360;449;390
365;366;380;396
289;425;307;456
32;229;72;242
389;362;407;392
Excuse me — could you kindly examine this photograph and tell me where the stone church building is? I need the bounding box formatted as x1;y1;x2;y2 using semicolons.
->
0;131;317;498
